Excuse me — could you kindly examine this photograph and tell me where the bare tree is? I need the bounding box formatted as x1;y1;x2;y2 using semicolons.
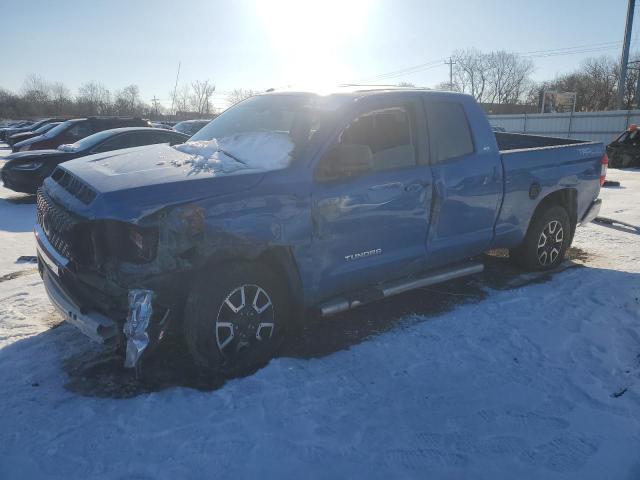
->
21;74;51;115
451;49;489;101
448;50;533;105
226;88;259;105
172;84;192;114
77;81;112;115
396;81;416;88
114;84;142;115
525;54;637;111
190;80;216;116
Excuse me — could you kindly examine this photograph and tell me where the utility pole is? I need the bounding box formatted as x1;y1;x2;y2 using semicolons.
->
445;56;456;90
151;96;160;118
617;0;635;109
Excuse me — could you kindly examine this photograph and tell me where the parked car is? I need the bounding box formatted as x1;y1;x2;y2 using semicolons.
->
34;88;605;374
0;121;34;141
7;121;62;147
13;117;150;152
4;118;64;145
173;119;211;136
1;127;188;194
606;124;640;168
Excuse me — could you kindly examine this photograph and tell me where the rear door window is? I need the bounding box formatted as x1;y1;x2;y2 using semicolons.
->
426;102;474;162
94;134;137;152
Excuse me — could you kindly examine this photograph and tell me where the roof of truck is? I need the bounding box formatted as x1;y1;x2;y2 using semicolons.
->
259;85;468;100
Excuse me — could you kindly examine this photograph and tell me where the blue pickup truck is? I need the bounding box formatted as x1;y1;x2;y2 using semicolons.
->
34;87;606;373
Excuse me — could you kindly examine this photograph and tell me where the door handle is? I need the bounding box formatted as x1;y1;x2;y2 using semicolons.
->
405;181;430;192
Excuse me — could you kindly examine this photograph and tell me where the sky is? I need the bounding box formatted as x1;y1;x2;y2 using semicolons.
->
0;0;635;110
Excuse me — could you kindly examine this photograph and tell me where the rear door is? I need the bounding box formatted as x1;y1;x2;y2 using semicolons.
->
311;95;433;299
423;99;503;267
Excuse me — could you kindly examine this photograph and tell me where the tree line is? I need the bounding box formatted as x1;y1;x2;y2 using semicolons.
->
0;76;261;120
2;52;640;119
445;49;640;111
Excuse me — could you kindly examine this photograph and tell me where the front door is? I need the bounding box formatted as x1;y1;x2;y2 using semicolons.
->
310;96;433;301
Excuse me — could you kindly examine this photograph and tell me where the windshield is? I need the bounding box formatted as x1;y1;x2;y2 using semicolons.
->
191;94;338;152
34;122;60;134
174;120;209;135
43;119;78;138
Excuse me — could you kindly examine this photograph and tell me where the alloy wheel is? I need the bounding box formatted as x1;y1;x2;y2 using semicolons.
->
536;220;564;266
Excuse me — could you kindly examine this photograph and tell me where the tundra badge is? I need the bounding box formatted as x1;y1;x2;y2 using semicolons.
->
345;248;382;261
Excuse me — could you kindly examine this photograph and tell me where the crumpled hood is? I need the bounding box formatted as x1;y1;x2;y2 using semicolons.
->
49;144;267;221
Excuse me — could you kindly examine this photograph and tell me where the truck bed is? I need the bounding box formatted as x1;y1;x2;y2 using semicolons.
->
492;132;605;249
495;132;587;151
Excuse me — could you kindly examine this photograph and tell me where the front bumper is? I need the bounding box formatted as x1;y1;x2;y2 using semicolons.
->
580;198;602;225
36;225;118;343
36;224;170;366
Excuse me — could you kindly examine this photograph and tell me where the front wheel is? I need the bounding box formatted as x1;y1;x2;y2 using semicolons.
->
184;262;290;375
510;205;571;271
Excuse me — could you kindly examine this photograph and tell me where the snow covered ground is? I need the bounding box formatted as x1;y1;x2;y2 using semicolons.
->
0;143;639;479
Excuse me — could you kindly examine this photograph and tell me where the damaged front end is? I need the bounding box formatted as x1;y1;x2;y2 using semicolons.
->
35;188;194;369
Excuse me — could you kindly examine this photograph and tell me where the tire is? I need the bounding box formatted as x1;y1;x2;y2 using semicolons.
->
183;261;290;375
509;205;571;271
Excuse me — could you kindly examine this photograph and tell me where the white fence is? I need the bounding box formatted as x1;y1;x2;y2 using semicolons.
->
487;110;640;144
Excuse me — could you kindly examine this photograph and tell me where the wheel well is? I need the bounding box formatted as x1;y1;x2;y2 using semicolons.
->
533;188;577;233
198;245;305;320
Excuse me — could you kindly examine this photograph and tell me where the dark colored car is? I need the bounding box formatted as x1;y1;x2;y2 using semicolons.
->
606;124;640;168
1;127;188;194
13;117;151;152
0;121;34;141
173;119;211;136
8;122;62;147
5;118;65;146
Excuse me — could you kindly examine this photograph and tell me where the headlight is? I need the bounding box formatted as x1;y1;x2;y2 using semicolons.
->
13;160;43;170
92;221;158;264
126;225;158;263
19;145;31;152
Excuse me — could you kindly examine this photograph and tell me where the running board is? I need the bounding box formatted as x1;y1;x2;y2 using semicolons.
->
319;262;484;317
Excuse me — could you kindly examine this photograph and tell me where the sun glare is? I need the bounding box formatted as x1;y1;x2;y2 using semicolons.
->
255;0;370;88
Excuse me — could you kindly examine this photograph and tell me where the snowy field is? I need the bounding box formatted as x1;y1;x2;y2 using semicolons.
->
0;142;639;479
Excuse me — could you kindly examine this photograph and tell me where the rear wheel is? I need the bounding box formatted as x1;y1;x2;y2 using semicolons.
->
510;205;571;271
184;262;290;375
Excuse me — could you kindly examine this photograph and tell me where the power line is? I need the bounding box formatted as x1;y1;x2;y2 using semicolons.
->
355;39;625;85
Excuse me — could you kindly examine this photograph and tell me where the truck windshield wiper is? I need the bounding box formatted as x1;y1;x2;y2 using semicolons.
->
219;148;248;166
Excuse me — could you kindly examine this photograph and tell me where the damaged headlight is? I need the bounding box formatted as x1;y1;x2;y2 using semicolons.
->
91;221;159;264
126;225;158;263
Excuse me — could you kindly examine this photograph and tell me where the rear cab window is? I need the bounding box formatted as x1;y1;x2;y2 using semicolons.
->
425;101;474;162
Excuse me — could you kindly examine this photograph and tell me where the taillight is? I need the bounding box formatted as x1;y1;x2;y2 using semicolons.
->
600;153;608;186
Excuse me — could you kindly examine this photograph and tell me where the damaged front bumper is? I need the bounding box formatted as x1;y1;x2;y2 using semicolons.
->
36;224;168;368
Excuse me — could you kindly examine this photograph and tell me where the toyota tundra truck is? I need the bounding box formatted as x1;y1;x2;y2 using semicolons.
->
34;87;606;374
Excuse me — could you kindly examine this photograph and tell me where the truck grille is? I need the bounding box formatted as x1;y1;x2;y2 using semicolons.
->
36;189;81;260
51;168;97;205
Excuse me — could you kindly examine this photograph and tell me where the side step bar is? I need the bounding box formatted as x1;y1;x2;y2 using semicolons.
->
319;262;484;317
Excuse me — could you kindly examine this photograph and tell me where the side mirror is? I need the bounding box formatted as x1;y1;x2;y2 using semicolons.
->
317;144;373;181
